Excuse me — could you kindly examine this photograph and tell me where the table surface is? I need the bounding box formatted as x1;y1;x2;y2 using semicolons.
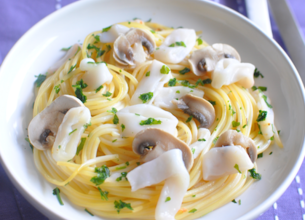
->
0;0;304;219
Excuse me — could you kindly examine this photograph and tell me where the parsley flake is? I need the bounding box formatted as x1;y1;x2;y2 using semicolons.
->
258;86;267;91
160;65;170;74
179;67;190;75
254;68;264;78
103;91;112;97
234;164;242;173
68;64;76;74
196;38;203;45
69;128;77;135
257;153;263;159
168;78;177;86
145;71;150;77
34;74;47;87
90;165;110;185
102;25;112;32
208;100;216;106
189;209;197;213
139;92;153;103
139;118;161;125
262;95;273;108
116;172;128;182
97;187;108;200
85;208;94;216
198;138;206;141
165;197;171;202
256;110;267;122
95;85;103;93
114;200;133;213
52;187;64;205
121;124;125;132
76;138;86;155
186;115;193;123
232;121;240;127
248;168;261;180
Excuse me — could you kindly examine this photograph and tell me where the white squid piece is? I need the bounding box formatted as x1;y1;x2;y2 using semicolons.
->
211;58;255;89
127;149;189;220
79;58;113;91
52;106;91;162
130;60;172;105
190;128;211;159
251;90;275;140
48;44;81;74
153;86;204;109
202;145;254;181
154;29;196;64
97;24;130;43
116;104;178;137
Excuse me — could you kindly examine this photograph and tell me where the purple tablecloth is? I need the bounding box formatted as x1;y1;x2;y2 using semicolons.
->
0;0;304;219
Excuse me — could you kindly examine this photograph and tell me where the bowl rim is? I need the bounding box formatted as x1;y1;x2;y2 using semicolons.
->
1;0;305;219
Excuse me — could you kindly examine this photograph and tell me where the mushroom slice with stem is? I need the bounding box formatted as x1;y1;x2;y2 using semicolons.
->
113;28;156;67
127;149;189;220
132;128;193;171
214;130;257;163
188;43;241;76
28;95;83;150
172;94;215;128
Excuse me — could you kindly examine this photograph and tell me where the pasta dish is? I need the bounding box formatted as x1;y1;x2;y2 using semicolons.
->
27;20;283;219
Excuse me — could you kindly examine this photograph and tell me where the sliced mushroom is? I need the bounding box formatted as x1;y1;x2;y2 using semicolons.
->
172;94;215;128
113;28;156;67
28;95;83;150
188;43;241;76
214;130;257;163
132;128;193;171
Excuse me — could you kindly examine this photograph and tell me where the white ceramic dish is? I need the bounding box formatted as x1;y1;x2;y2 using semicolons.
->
1;0;305;219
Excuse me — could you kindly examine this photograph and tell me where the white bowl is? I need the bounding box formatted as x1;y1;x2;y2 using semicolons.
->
1;0;305;219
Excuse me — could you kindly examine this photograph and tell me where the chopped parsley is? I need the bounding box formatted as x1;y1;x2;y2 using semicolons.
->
113;114;119;124
83;121;91;129
252;86;257;91
103;91;112;97
90;165;110;185
191;148;195;154
116;172;128;182
114;200;133;213
107;108;117;114
52;187;64;205
168;78;177;86
95;85;103;93
61;46;71;51
189;209;197;213
195;78;212;86
258;86;267;91
74;86;87;103
97;187;108;200
208;100;216;106
136;162;141;166
254;68;264;78
125;161;129;166
213;136;219;145
139;117;161;125
85;208;94;216
186;115;193;123
176;90;180;94
270;136;274;140
180;80;196;88
139;92;153;103
256;110;267;122
146;18;152;22
121;124;125;132
54;84;60;94
234;164;242;173
76;138;86;155
112;139;117;143
135;113;140;116
179;67;190;75
232;199;237;203
94;35;100;43
169;41;186;47
160;65;170;74
75;79;87;89
257;153;263;159
102;25;112;32
115;165;126;170
106;44;111;52
248;168;261;180
198;138;206;141
150;30;156;34
68;64;76;74
87;44;105;57
34;74;47;87
262;95;273;108
69;128;77;135
145;71;150;77
269;152;273;155
25;137;34;152
242;123;248;128
232;121;240;127
192;195;196;197
165;197;171;202
196;38;203;45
